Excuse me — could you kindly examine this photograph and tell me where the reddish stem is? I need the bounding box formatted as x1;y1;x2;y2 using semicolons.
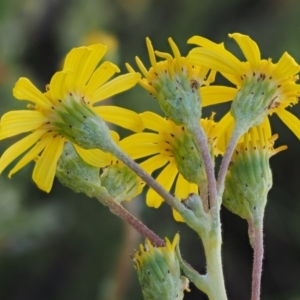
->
98;190;165;247
248;219;264;300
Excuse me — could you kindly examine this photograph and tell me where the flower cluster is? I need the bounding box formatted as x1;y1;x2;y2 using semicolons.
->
0;31;299;300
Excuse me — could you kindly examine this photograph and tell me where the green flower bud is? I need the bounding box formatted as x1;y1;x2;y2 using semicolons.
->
100;160;144;202
133;234;190;300
56;142;101;197
172;129;207;186
54;95;115;152
223;125;287;223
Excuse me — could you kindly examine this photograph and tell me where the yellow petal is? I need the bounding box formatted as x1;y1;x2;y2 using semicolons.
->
175;173;198;199
273;52;300;79
110;130;120;143
75;44;108;89
74;144;112;167
216;112;235;153
139;154;168;174
276;109;300;139
229;33;261;69
168;38;182;71
32;136;65;192
261;116;272;140
63;47;87;71
134;57;150;80
122;142;161;159
13;78;51;110
188;47;243;76
48;71;70;104
86;61;120;96
188;36;225;52
146;37;158;72
146;161;178;208
120;132;161;145
172;209;184;222
9;134;53;177
90;73;140;104
0;129;47;174
0;110;47;140
140;111;169;132
94;106;144;132
201;86;237;107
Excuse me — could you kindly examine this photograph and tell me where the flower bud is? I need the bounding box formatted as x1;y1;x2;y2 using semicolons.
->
100;160;144;202
223;124;287;222
56;142;101;197
133;234;190;300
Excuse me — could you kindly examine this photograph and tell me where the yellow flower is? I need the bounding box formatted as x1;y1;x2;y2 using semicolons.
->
121;111;219;221
126;37;216;127
0;44;142;192
188;33;300;138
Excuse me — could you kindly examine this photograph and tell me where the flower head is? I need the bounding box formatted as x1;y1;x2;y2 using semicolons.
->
133;233;190;300
126;38;216;127
223;121;287;222
0;44;142;192
121;111;219;221
100;158;145;203
188;33;300;138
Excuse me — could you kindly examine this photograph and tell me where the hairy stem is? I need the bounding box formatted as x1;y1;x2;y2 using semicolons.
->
248;219;264;300
202;217;228;300
217;126;243;196
97;188;165;247
110;145;185;214
187;123;217;209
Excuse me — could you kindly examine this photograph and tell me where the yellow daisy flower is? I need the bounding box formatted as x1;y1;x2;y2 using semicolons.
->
188;33;300;138
121;111;219;221
0;44;142;192
126;37;216;127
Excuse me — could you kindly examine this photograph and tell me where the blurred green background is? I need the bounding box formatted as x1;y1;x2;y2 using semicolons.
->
1;0;300;299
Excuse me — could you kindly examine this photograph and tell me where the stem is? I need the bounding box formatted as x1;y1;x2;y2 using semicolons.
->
217;126;243;196
188;123;217;209
248;218;264;300
97;188;165;247
202;226;228;300
110;145;184;214
175;244;209;294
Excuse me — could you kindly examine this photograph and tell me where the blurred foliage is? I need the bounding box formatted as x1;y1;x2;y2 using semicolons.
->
1;0;300;299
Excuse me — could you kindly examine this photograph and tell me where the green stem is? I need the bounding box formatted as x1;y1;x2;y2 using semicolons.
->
175;244;209;294
202;224;228;300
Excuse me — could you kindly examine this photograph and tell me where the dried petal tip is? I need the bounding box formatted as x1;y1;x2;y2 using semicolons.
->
133;233;190;300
